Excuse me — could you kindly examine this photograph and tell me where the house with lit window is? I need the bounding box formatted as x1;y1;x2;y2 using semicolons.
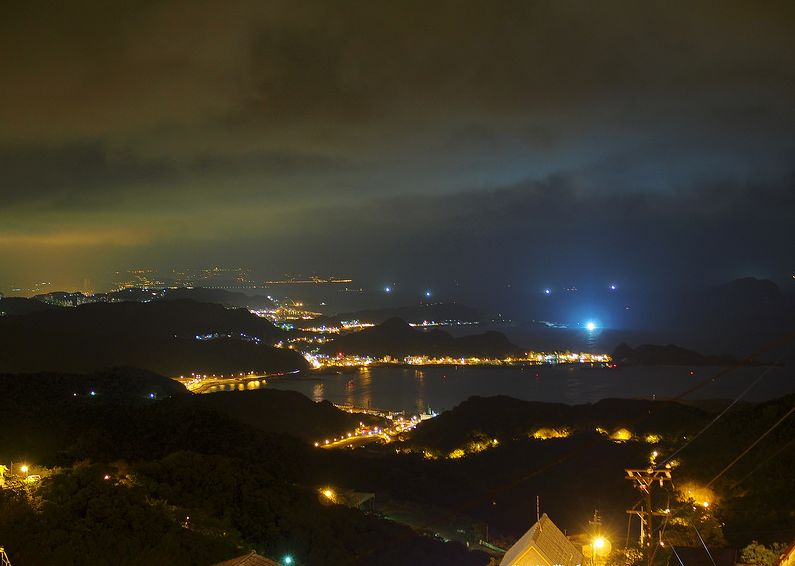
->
500;513;583;566
211;551;284;566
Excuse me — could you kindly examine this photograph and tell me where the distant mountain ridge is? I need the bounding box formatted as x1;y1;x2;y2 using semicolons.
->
31;286;277;310
0;300;307;375
5;299;282;340
0;296;60;316
322;317;519;357
0;367;189;401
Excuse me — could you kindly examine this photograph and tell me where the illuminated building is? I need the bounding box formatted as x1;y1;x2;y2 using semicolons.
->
500;513;583;566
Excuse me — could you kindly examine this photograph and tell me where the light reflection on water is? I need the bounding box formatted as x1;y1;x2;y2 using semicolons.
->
250;365;793;414
415;368;426;414
359;366;372;409
312;382;324;403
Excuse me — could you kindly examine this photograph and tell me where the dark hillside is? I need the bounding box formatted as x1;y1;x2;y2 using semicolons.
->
0;297;59;316
0;301;306;375
2;299;280;340
182;388;382;442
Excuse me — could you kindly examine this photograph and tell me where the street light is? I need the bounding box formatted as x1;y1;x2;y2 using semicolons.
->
283;555;293;565
588;536;611;566
20;465;29;474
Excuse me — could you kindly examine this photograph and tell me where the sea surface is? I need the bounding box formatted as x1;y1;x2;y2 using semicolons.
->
254;364;794;414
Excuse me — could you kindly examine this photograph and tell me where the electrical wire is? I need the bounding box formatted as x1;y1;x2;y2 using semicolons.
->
706;402;795;488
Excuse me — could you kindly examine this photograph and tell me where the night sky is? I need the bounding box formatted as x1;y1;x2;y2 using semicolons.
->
2;1;794;293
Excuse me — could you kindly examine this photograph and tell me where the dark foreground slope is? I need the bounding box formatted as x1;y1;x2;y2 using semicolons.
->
0;369;487;566
0;296;59;316
406;395;711;452
324;393;794;549
180;388;382;442
0;300;308;375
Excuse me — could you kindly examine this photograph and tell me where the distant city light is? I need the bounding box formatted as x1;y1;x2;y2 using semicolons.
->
89;390;96;396
384;286;391;293
609;283;617;290
424;290;432;298
283;555;293;565
585;321;597;332
544;288;551;295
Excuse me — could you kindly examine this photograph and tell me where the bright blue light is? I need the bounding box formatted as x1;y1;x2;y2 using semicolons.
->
149;393;155;399
585;321;597;332
543;288;551;295
424;290;431;298
283;556;293;565
89;390;96;396
384;286;392;293
609;284;617;291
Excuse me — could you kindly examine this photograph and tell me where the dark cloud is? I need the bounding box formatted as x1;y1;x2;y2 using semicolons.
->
0;0;793;291
0;143;175;208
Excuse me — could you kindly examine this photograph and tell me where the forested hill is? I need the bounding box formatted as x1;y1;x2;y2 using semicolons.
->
0;369;487;566
0;300;308;375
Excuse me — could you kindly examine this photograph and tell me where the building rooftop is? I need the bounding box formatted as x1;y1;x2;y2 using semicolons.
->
501;513;583;566
211;551;283;566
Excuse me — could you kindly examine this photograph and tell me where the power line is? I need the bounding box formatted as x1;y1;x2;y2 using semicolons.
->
706;402;795;488
732;438;795;489
352;328;795;561
660;352;789;466
692;523;717;566
662;329;795;404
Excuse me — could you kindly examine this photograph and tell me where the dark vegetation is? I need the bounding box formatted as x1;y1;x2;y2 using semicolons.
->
1;367;792;564
0;369;487;566
0;297;57;316
179;388;383;442
671;393;795;547
321;317;519;358
404;395;710;452
325;393;794;550
0;300;308;375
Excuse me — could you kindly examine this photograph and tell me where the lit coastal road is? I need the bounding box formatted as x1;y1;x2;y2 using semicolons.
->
319;432;392;449
175;370;300;394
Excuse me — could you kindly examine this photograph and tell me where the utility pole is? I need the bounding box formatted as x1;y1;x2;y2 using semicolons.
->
590;510;603;566
625;468;673;566
589;509;602;536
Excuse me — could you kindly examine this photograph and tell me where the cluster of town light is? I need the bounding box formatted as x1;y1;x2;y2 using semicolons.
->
316;351;612;368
